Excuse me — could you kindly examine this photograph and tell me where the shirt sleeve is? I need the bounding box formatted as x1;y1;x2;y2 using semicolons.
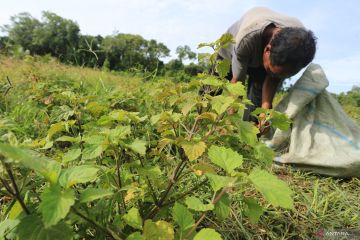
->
231;43;249;83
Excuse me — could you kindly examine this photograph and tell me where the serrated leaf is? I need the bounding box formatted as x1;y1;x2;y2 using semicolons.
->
16;215;74;240
201;77;223;87
127;139;146;155
157;138;174;152
196;112;218;122
211;95;234;114
194;228;222;240
243;198;264;224
38;185;75;227
82;143;107;160
123;208;143;230
0;143;61;184
143;220;174;240
181;141;206;161
62;148;81;163
236;121;259;146
185;196;214;212
271;111;291;130
216;59;231;79
248;169;294;209
59;165;99;188
254;143;274;166
172;202;194;232
214;193;231;221
205;173;236;192
225;82;246;97
108;125;131;142
80;188;113;203
181;102;196;116
208;145;243;175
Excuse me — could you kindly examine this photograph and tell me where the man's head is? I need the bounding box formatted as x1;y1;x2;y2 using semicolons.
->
263;27;317;79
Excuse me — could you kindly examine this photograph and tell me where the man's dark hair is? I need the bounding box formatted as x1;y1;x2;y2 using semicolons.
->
270;27;317;69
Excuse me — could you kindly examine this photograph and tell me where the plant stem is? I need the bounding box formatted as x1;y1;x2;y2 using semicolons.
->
139;156;159;206
184;188;228;239
1;161;30;215
145;154;187;219
71;207;123;240
115;150;126;214
162;178;208;207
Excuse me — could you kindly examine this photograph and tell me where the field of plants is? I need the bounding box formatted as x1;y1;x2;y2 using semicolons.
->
0;47;359;239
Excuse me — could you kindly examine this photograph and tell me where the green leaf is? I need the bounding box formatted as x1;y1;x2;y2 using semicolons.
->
243;198;264;224
208;145;243;175
55;135;81;143
123;208;143;230
127;232;145;240
143;220;174;240
214;193;231;221
82;144;106;160
196;112;218;122
0;143;61;184
47;120;76;139
201;77;223;87
16;215;74;240
254;143;275;166
248;169;294;209
80;188;113;203
181;141;206;161
185;196;214;212
9;200;23;219
127;139;147;155
211;95;234;114
205;173;236;192
192;162;216;176
62;148;81;163
225;82;246;97
236;121;259;146
216;33;234;49
0;219;19;238
59;165;99;188
216;59;231;79
138;165;162;179
108;125;131;143
270;111;291;130
47;122;65;139
194;228;222;240
172;202;194;232
181;102;196;116
38;185;75;227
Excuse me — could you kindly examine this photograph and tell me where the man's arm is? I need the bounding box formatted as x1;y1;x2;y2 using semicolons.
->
261;75;282;109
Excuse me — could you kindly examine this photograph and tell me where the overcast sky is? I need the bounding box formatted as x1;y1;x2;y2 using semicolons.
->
1;0;359;93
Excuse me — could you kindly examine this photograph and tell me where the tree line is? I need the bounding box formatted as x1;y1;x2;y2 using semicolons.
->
0;11;205;79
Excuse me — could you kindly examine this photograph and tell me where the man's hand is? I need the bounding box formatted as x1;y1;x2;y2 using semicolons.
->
257;112;270;136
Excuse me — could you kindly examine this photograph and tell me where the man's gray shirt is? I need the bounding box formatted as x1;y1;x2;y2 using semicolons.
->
218;7;304;82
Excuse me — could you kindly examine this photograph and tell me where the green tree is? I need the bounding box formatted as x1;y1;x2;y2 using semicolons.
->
32;11;80;61
176;45;196;62
102;33;169;71
2;12;41;53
